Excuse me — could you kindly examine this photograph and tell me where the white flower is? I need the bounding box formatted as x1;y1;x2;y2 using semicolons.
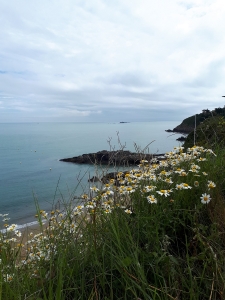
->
145;185;157;192
7;224;17;231
124;209;132;214
147;195;157;204
3;218;10;222
194;181;199;187
163;177;173;184
200;193;211;204
197;157;206;162
182;183;192;189
156;189;172;197
90;186;99;192
175;184;183;190
15;230;22;237
3;274;14;282
207;181;216;189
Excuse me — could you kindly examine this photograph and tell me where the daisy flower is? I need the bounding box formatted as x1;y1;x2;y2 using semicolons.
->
207;181;216;189
147;195;157;204
197;157;206;162
156;189;172;197
182;183;192;189
175;184;183;190
145;185;157;192
200;193;211;204
90;186;99;192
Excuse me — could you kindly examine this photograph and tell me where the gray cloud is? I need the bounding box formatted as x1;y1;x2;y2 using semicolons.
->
0;0;225;123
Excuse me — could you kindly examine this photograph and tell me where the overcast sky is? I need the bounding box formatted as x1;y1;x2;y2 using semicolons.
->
0;0;225;123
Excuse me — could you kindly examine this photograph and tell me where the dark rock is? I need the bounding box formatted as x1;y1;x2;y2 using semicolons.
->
60;150;165;166
172;125;194;134
165;129;173;132
176;136;187;142
88;176;100;182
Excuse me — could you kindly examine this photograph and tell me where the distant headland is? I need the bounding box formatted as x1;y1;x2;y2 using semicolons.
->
166;106;225;134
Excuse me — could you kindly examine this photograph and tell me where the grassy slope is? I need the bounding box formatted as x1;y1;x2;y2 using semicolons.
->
1;118;225;299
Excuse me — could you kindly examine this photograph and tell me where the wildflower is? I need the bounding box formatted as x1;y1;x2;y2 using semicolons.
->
15;230;22;237
182;183;192;189
174;168;185;174
7;224;17;231
156;189;172;197
124;209;132;214
90;186;99;192
3;218;10;222
10;238;17;242
145;185;157;192
163;178;173;184
85;201;96;209
180;171;187;177
205;149;216;156
197;157;206;162
0;214;9;217
160;170;171;177
3;274;14;282
41;212;48;218
102;190;114;198
147;195;157;204
103;184;111;190
202;172;208;176
207;181;216;189
175;184;183;190
125;187;135;194
194;181;199;187
189;164;200;173
200;193;211;204
140;159;148;163
159;160;168;167
70;223;77;233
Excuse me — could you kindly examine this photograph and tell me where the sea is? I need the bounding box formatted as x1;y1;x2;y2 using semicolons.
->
0;122;183;228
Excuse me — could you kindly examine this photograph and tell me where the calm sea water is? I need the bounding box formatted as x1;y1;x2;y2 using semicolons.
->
0;122;182;226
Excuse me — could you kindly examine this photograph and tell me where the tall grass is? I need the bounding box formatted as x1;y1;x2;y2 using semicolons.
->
1;142;225;299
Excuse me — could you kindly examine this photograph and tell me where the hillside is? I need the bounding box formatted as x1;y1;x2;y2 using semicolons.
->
171;106;225;134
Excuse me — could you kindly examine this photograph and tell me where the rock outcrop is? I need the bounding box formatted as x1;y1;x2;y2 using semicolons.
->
60;150;165;166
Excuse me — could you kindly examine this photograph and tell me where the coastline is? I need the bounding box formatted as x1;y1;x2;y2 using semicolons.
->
0;121;180;227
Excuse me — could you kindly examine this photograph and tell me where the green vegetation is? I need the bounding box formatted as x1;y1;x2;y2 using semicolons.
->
174;105;225;132
1;127;225;299
183;115;225;150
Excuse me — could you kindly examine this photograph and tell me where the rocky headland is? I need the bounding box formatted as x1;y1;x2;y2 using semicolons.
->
60;150;165;166
165;123;194;134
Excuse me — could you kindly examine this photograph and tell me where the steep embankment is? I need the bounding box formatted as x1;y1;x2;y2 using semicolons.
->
183;115;225;150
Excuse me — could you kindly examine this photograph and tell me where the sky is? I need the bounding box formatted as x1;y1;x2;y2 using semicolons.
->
0;0;225;123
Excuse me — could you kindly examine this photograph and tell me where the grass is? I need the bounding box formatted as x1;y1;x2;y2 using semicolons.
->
1;127;225;299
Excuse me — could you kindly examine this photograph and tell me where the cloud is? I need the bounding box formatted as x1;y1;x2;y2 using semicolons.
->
0;0;225;123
